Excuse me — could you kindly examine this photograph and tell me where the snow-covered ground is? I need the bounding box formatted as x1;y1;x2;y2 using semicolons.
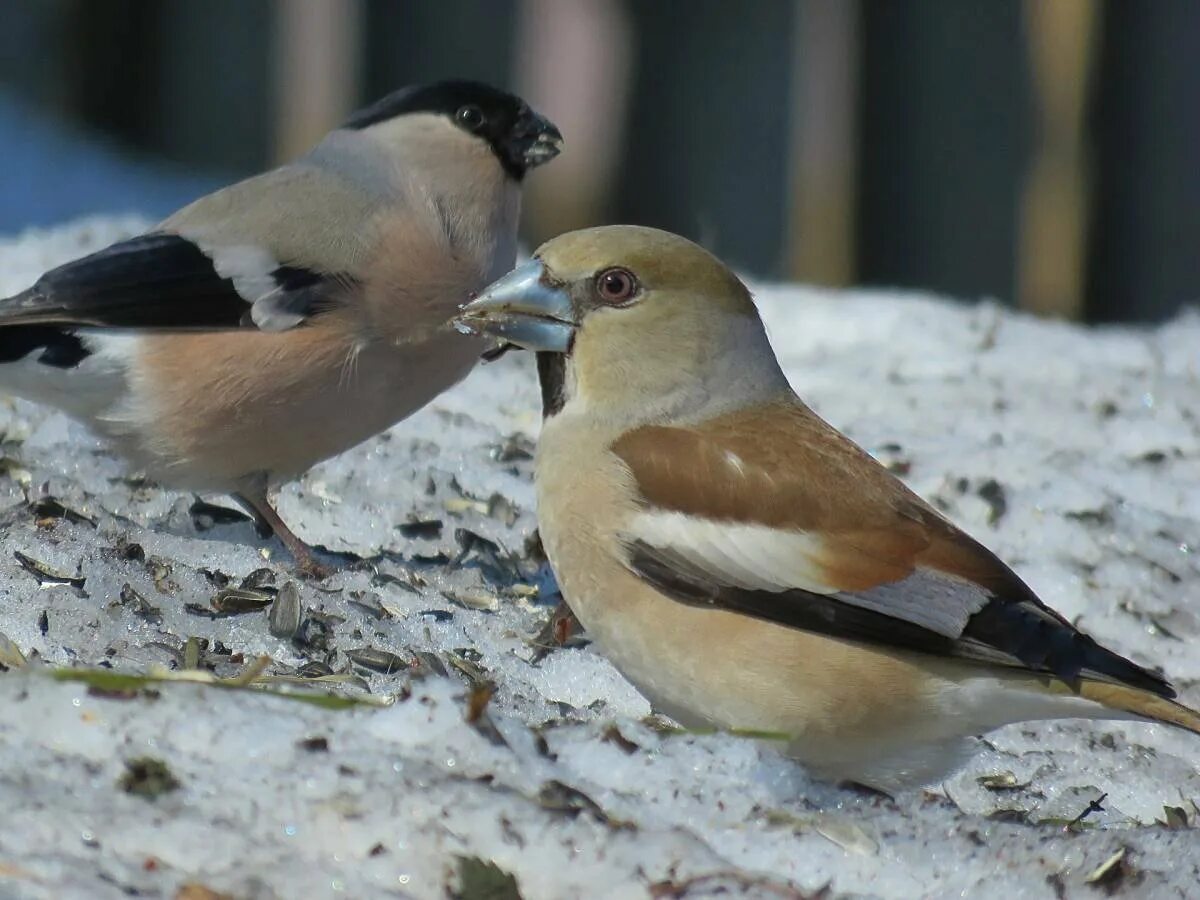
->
1;220;1198;899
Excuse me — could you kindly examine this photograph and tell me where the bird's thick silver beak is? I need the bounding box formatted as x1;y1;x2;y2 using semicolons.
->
455;259;575;353
521;112;563;168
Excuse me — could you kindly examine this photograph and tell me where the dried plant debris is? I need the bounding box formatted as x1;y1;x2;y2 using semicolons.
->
183;636;208;670
0;632;27;669
464;681;507;747
50;663;390;710
269;582;303;638
1064;793;1109;833
175;885;236;900
649;872;816;900
13;550;86;590
1159;805;1191;829
451;855;523;900
1083;847;1137;894
118;756;181;799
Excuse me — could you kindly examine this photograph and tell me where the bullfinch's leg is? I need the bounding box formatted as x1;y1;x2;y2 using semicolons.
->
234;477;333;580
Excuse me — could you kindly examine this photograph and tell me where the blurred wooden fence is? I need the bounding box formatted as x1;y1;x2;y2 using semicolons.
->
0;0;1197;322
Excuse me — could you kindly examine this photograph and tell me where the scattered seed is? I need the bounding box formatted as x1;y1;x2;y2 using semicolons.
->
13;551;86;589
490;434;535;463
419;609;454;622
397;518;443;539
210;588;274;614
269;582;303;638
116;540;146;563
37;609;49;636
411;651;450;678
449;528;522;582
442;590;499;613
346;647;409;674
812;816;878;856
188;498;252;531
601;725;639;755
296;660;335;678
371;566;425;594
537;780;624;827
29;496;96;527
347;591;388;620
293;615;334;655
976;771;1027;791
486;493;519;527
150;561;177;594
976;478;1007;525
297;736;329;753
240;568;278;591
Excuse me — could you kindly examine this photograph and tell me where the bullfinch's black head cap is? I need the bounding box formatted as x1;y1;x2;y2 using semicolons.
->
343;79;563;180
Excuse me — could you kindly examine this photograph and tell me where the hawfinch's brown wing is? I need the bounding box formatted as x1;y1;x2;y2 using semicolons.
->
611;399;1172;698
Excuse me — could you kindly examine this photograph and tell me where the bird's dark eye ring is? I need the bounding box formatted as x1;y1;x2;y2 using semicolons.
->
456;104;485;131
594;267;639;304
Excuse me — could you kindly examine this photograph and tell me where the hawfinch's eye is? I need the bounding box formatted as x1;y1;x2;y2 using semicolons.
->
594;268;639;304
456;105;485;131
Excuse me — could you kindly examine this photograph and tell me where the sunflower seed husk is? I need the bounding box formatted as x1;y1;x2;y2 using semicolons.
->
269;582;303;638
346;647;409;674
13;551;86;589
211;588;274;614
441;589;499;612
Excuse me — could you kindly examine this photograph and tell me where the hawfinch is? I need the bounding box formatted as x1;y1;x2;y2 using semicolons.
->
0;80;562;577
457;225;1200;790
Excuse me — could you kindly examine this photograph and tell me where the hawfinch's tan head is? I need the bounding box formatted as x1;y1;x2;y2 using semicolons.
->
457;225;789;422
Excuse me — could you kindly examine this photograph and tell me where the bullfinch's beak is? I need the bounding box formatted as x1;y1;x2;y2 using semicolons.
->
515;112;564;170
456;259;576;353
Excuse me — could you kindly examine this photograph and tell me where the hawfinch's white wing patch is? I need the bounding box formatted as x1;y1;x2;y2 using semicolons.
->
625;510;989;639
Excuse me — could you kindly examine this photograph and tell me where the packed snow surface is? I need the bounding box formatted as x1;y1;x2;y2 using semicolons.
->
0;220;1198;899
